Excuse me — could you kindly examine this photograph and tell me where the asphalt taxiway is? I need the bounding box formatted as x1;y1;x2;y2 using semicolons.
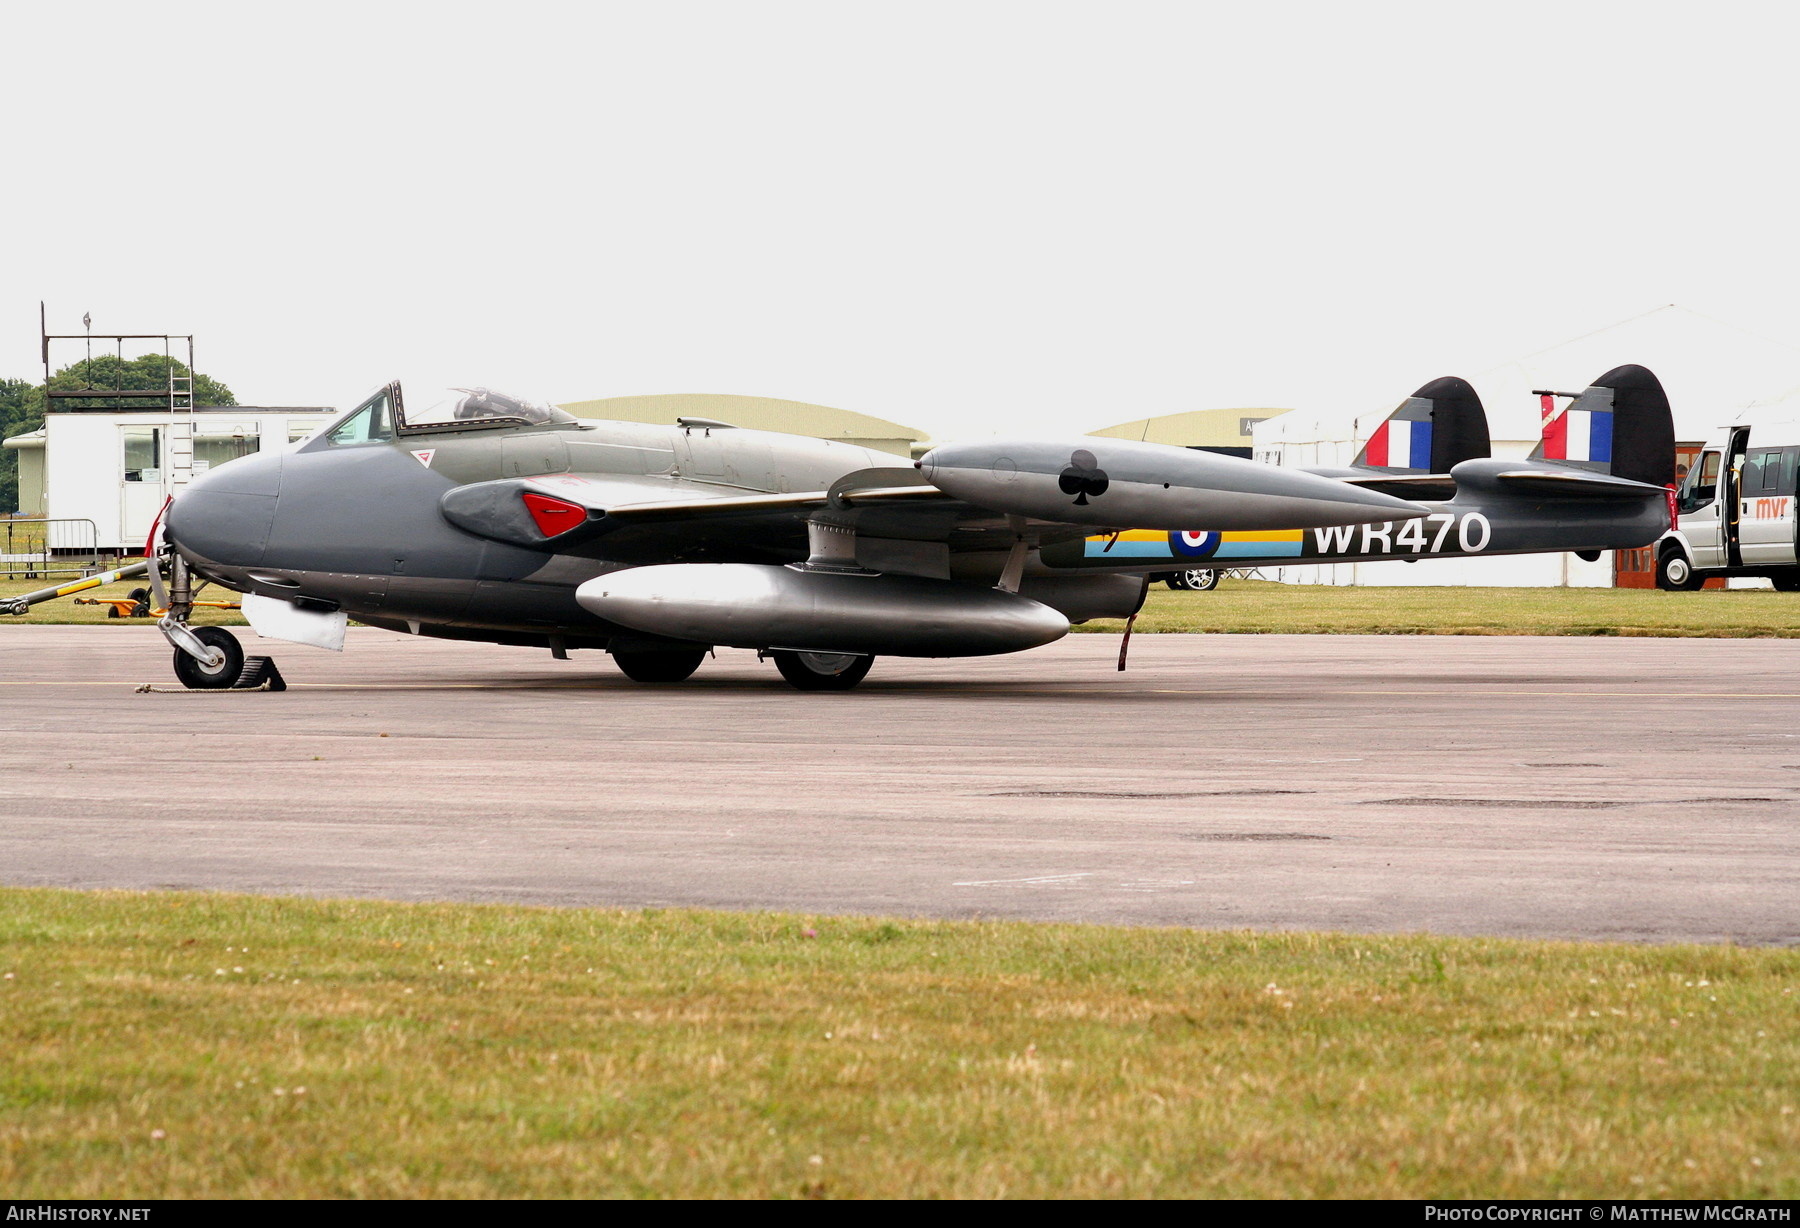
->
2;626;1796;944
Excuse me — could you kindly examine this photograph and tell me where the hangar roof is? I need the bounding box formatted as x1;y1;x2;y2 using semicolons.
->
557;393;926;458
1087;405;1291;449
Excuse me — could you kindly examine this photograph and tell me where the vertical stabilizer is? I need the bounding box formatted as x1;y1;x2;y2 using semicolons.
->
1353;376;1491;474
1530;365;1674;487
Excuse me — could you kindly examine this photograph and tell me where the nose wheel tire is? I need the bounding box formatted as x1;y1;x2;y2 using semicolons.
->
771;650;874;691
1656;551;1704;591
171;626;245;689
612;648;708;683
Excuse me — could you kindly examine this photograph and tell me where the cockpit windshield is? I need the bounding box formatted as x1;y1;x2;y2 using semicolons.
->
401;387;576;431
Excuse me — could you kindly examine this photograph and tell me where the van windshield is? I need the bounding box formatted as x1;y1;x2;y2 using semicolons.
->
1680;450;1719;512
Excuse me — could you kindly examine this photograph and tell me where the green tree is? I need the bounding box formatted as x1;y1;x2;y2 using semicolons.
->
0;379;45;516
44;353;235;411
0;356;236;514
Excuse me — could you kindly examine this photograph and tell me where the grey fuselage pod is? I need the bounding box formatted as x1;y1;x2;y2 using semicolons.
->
919;437;1428;530
576;564;1070;657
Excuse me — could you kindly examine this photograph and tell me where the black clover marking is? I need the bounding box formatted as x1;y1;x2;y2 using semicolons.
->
1058;449;1110;506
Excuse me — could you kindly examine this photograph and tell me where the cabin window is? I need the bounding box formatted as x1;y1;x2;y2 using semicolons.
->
122;426;160;482
1773;448;1798;495
1744;448;1789;494
194;424;260;473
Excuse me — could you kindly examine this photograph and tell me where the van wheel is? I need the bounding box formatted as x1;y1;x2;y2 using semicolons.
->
1771;574;1800;592
1657;550;1704;592
772;650;873;691
1180;568;1219;591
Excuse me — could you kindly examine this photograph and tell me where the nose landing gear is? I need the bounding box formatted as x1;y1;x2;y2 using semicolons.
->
170;626;245;689
150;549;284;691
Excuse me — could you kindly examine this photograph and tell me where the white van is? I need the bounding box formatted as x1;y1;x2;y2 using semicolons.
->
1658;412;1800;590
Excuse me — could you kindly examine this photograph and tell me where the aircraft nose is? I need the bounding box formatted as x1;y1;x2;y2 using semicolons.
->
165;449;283;567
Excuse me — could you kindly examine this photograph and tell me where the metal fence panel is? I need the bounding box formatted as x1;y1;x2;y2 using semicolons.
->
0;519;105;578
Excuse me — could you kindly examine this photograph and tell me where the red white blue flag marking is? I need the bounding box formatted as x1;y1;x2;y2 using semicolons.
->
1542;409;1613;463
1364;419;1432;469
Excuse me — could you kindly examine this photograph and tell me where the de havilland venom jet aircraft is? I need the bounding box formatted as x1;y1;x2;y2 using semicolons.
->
4;366;1676;690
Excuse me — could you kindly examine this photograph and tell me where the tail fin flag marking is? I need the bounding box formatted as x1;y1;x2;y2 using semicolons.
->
1352;377;1487;475
1529;365;1672;486
1541;408;1614;463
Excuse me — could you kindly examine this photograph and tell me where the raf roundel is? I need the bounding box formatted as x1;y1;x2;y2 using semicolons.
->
1168;530;1221;558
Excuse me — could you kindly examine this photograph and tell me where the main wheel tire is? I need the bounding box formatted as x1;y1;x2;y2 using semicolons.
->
612;648;707;683
172;626;244;689
1180;568;1219;591
771;650;874;691
1656;550;1705;592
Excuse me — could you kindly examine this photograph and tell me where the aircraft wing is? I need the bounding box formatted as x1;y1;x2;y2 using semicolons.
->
596;470;956;523
438;441;1429;581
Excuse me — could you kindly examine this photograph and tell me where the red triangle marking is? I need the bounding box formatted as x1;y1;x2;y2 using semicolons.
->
521;492;586;537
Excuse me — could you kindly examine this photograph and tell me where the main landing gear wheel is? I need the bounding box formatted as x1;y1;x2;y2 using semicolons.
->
172;626;244;689
1656;551;1705;592
612;648;708;683
771;650;874;691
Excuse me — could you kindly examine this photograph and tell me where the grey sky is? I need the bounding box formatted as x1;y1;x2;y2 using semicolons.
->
6;1;1798;438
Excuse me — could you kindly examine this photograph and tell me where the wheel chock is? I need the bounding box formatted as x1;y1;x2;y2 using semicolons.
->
233;656;286;691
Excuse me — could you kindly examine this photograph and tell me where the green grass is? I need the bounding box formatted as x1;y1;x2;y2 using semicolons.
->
0;576;246;626
0;888;1793;1198
12;575;1800;638
1079;579;1800;637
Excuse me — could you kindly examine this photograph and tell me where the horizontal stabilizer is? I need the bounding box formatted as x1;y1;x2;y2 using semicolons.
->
1492;468;1673;500
1337;473;1460;500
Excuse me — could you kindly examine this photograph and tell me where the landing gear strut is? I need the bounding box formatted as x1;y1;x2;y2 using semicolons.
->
149;543;251;688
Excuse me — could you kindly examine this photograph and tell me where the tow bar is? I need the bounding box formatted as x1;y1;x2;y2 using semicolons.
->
0;560;153;617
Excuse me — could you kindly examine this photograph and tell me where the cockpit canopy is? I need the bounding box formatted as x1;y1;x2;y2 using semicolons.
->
403;387;577;430
313;383;578;449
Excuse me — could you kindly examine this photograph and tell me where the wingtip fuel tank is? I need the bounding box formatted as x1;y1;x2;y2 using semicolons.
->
919;438;1428;530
